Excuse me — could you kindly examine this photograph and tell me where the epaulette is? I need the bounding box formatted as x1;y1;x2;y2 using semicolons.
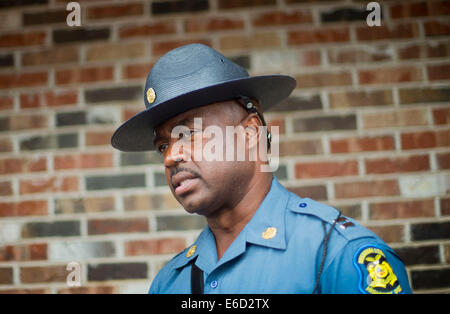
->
287;193;379;242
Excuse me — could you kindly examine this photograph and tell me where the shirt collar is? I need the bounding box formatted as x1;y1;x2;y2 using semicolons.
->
173;177;289;270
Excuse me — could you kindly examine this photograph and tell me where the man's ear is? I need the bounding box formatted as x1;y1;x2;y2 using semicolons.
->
244;114;262;151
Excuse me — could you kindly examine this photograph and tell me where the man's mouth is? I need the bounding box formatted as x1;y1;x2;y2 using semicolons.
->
171;170;200;196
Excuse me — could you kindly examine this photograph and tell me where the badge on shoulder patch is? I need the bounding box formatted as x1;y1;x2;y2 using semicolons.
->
354;246;402;294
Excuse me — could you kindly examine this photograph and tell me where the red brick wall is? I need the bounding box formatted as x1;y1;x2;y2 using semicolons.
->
0;0;449;293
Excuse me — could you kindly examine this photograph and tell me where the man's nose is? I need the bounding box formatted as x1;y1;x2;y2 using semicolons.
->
163;140;187;168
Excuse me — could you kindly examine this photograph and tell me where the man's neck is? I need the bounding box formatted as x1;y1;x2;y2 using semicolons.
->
206;173;273;261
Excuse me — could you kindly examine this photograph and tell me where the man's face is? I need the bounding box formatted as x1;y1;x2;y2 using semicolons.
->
153;101;256;217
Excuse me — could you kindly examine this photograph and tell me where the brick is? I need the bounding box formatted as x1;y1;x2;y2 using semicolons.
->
365;155;430;174
53;153;113;170
266;118;285;135
86;42;146;62
120;151;163;166
428;64;450;81
20;176;79;194
55;66;114;85
334;179;399;199
0;157;47;175
0;0;47;9
54;152;113;170
85;130;113;146
45;90;78;107
0;114;48;132
20;133;78;151
0;268;13;284
293;114;356;133
399;86;450;104
329;90;393;108
88;218;149;235
411;268;450;290
295;160;358;179
186;16;245;33
0;54;14;67
362;108;428;129
369;199;435;220
401;129;450;149
424;21;450;37
84;86;142;104
20;265;67;283
0;200;48;217
295;71;352;88
125;193;180;211
0;138;13;152
49;241;115;261
125;237;186;256
87;3;143;19
23;9;67;25
411;221;450;241
0;96;13;110
120;22;175;38
0;181;13;196
152;0;209;15
279;139;322;157
0;72;48;89
55;111;86;127
54;196;115;215
88;262;147;281
122;63;152;79
85;173;146;190
52;27;110;44
437;152;450;170
330;135;395;153
321;7;370;23
356;23;419;41
0;243;47;261
288;28;349;45
390;2;429;19
433;107;450;125
20;93;40;109
218;0;275;9
328;47;392;64
252;10;312;27
288;185;328;201
156;215;206;231
368;225;404;243
22;46;79;66
395;245;440;266
358;66;422;85
442;198;450;216
220;33;281;51
397;42;450;60
21;221;80;238
0;31;46;48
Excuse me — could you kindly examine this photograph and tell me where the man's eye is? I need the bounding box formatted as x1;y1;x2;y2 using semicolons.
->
158;143;168;154
179;130;195;140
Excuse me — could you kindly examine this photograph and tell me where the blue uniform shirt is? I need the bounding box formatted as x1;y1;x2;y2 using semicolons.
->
149;177;412;294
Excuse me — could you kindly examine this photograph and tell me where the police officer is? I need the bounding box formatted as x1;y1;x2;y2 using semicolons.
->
111;44;412;294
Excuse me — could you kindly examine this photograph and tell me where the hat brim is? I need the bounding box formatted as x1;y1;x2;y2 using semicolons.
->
111;75;296;152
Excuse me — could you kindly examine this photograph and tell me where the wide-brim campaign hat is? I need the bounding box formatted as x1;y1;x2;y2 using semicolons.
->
111;43;296;152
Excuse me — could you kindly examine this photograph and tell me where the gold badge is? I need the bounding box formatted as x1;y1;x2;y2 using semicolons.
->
355;246;402;294
146;87;156;104
262;227;277;239
186;245;197;258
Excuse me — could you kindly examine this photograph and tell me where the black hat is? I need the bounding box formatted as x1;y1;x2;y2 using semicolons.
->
111;43;296;151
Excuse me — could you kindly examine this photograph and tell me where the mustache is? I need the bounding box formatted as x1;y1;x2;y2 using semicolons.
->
170;167;201;180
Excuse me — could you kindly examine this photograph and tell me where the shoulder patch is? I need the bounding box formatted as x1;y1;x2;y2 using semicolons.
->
353;245;403;294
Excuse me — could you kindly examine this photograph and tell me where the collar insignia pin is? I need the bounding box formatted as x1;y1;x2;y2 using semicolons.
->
262;227;277;240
